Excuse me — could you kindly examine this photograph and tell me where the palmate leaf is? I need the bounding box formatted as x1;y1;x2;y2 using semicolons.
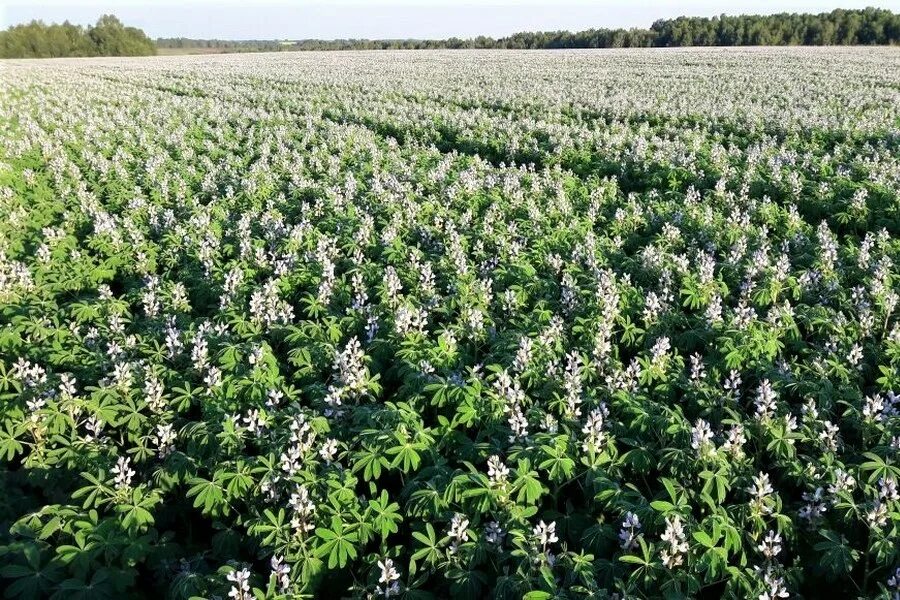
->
0;419;25;460
351;445;390;482
452;396;480;427
71;470;113;509
447;566;488;598
813;530;859;577
52;568;121;600
1;541;65;600
538;443;575;482
69;301;101;324
115;487;159;533
0;362;23;393
219;461;255;499
367;489;402;540
55;537;99;576
314;516;359;569
217;343;243;372
248;508;288;547
410;522;441;568
386;433;426;473
111;396;148;434
513;459;545;505
186;476;228;516
406;486;447;518
698;468;730;507
459;473;493;513
170;384;202;413
859;452;900;484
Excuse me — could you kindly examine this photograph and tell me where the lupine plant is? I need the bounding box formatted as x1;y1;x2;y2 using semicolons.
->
0;48;899;599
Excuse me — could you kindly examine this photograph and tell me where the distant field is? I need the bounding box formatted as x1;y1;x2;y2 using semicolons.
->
156;46;235;55
1;48;899;600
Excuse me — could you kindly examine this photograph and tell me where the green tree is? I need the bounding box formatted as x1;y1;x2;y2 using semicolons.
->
0;14;155;58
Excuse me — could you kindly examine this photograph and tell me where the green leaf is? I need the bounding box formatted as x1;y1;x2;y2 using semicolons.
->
314;516;359;569
692;531;713;548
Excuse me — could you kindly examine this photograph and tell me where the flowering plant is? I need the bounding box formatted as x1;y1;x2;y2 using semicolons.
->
0;47;899;599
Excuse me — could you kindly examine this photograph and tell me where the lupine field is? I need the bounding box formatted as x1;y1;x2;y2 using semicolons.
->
0;48;899;599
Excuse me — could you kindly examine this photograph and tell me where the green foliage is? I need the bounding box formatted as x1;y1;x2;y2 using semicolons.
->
156;8;900;53
0;15;155;59
0;47;899;600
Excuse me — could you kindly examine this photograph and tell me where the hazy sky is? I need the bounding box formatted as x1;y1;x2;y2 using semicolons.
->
4;0;900;40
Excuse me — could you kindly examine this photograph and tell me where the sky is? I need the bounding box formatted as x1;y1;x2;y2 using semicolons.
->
3;0;900;40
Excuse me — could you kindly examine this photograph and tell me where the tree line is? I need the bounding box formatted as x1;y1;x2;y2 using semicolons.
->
2;8;899;59
0;15;155;59
158;8;900;52
650;9;900;46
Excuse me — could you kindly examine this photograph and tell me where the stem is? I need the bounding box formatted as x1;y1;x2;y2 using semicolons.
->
862;529;871;593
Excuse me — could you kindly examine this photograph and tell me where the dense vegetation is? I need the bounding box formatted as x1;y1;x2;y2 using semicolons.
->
0;48;899;600
0;15;155;59
4;8;898;59
157;8;900;52
650;9;900;47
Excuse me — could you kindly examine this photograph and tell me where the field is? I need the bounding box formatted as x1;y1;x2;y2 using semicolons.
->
0;48;899;599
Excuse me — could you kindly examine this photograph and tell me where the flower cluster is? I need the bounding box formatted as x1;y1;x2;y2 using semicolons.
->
0;47;898;600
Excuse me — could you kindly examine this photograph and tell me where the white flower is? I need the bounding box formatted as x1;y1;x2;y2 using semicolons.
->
84;416;104;442
754;379;777;421
721;424;746;457
375;558;401;597
486;455;509;486
819;420;839;452
758;567;789;600
749;472;775;516
758;530;782;560
336;337;367;390
289;485;316;534
878;477;899;502
204;365;222;392
319;438;339;463
723;370;742;397
447;513;470;554
691;418;715;458
650;336;671;367
507;405;529;441
270;555;290;591
248;345;264;365
828;468;856;499
561;351;583;418
265;388;283;408
513;336;533;373
581;406;608;454
660;515;688;569
867;501;888;529
226;568;250;600
151;423;176;458
847;343;863;367
533;520;558;547
749;472;774;499
242;409;266;434
112;456;135;491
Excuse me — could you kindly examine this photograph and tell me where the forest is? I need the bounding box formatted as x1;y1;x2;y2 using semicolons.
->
0;15;155;59
157;8;900;52
2;8;897;59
